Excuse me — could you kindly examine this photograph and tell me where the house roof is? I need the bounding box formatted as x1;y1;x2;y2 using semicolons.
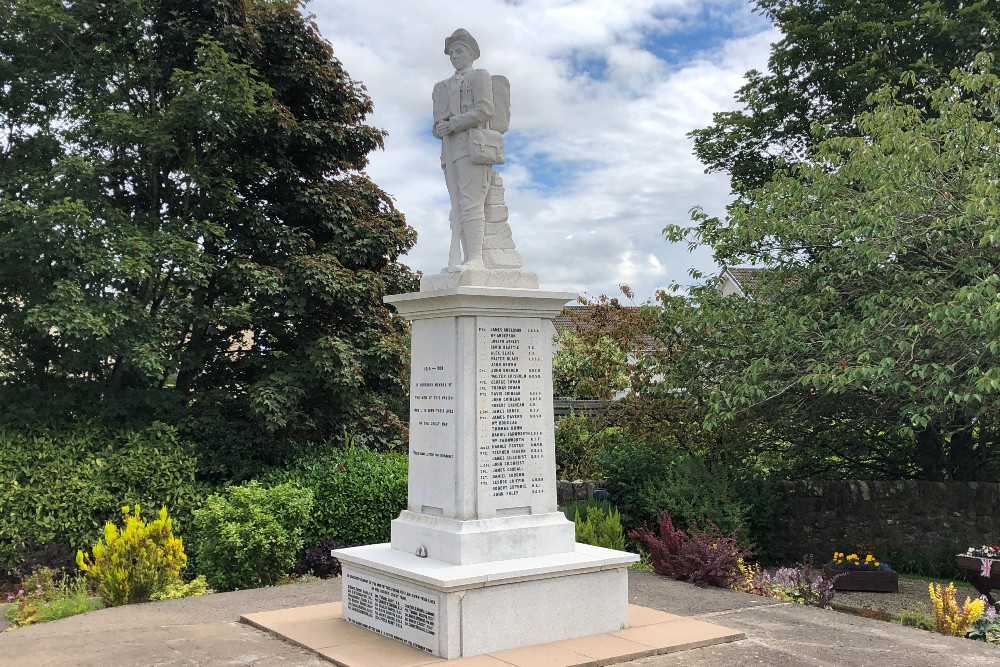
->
725;267;765;292
552;305;593;335
553;305;658;351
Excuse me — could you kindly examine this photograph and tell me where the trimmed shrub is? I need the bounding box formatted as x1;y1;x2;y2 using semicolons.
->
192;482;313;591
77;505;187;606
0;422;208;573
259;445;406;547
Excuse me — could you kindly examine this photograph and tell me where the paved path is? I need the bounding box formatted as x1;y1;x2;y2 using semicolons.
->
1;571;997;666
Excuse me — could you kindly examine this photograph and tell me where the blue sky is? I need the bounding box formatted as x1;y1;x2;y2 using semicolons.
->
309;0;778;302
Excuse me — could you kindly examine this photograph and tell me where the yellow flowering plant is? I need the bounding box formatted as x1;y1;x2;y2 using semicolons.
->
828;549;891;572
929;582;985;637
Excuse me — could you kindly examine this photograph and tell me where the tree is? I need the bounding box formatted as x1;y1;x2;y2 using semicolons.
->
552;328;629;400
692;0;1000;196
0;1;417;478
663;60;1000;480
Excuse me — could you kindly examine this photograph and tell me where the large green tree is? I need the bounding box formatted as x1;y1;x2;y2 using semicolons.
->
0;1;417;478
693;0;1000;196
661;61;1000;480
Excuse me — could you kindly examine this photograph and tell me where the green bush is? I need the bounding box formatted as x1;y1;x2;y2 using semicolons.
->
563;496;612;523
601;440;750;537
897;608;935;631
259;445;406;547
0;422;208;573
572;504;626;550
192;481;314;591
555;415;622;480
77;505;188;606
149;575;210;601
883;549;961;579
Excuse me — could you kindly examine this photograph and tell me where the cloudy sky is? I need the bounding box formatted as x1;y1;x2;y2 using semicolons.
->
308;0;778;302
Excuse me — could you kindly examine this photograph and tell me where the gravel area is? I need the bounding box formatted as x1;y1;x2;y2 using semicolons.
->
833;575;983;619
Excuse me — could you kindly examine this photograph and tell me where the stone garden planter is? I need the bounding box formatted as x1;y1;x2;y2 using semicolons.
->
822;566;899;593
955;554;1000;608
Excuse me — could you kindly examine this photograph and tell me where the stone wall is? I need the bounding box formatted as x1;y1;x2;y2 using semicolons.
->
556;480;605;507
774;480;1000;563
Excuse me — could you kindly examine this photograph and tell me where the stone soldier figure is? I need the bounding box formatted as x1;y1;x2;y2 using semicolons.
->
433;29;503;272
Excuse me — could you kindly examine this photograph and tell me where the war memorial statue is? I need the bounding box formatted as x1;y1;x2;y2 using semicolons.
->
333;29;637;659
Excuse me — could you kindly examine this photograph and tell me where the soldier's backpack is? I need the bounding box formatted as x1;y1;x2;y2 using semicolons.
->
490;75;510;134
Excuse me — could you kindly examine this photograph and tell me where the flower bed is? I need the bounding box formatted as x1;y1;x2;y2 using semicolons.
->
825;550;897;592
822;566;899;592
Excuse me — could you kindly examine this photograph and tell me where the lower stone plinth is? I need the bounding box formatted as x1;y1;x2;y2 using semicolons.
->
242;600;746;667
334;543;638;659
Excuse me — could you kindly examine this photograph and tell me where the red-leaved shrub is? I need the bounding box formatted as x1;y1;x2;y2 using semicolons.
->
630;511;750;588
629;512;684;576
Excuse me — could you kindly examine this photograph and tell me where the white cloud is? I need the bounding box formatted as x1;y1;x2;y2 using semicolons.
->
307;0;777;301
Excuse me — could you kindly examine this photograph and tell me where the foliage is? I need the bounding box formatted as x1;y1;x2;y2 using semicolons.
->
929;582;985;636
192;481;313;592
886;549;961;580
630;512;750;588
766;557;841;608
601;441;750;536
732;556;841;607
896;608;935;631
77;505;187;606
966;602;1000;644
563;496;613;523
555;415;622;480
148;575;211;601
4;568;100;628
731;558;774;597
0;423;207;574
692;0;1000;197
259;444;406;547
572;504;626;551
828;550;892;572
552;328;629;400
13;544;77;579
293;536;346;579
663;60;1000;481
0;0;418;481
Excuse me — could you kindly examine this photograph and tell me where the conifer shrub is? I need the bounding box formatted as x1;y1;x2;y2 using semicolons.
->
76;505;187;606
192;482;313;591
572;504;626;550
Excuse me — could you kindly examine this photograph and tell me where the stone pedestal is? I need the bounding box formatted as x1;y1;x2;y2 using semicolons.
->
335;284;638;659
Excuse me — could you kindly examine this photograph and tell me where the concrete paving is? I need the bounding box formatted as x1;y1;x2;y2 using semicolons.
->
0;570;997;666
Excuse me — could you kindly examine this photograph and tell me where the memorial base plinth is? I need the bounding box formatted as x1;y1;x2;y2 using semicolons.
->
390;509;575;565
335;543;638;659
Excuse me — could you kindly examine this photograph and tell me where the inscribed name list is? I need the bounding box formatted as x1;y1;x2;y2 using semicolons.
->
344;570;439;653
476;316;549;515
